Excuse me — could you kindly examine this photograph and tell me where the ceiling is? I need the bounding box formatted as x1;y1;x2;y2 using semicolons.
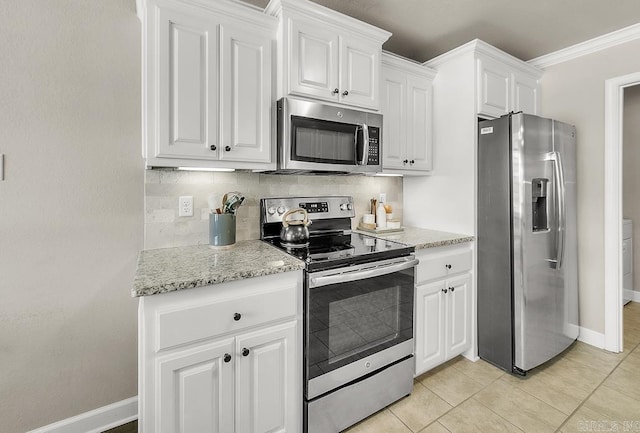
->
241;0;640;63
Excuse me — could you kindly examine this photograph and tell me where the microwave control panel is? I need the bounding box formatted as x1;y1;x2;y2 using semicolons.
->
367;127;380;165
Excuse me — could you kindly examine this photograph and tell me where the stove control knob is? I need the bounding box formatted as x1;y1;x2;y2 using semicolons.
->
267;206;276;215
347;203;353;210
340;203;349;211
277;206;286;215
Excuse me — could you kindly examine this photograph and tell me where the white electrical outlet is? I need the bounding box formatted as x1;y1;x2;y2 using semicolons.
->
179;196;193;217
379;193;386;203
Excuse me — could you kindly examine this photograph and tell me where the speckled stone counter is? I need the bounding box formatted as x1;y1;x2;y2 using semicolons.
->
355;226;474;250
132;240;305;297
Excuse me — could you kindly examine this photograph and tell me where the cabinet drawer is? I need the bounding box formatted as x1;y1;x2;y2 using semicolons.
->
156;283;297;352
417;248;472;284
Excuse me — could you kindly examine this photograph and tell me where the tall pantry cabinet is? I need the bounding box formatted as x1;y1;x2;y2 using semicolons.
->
403;40;542;367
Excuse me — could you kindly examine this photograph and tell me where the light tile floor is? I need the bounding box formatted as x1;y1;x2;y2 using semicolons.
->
344;301;640;433
106;302;640;433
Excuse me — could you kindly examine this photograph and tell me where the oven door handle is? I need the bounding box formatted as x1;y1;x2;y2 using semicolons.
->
309;258;419;288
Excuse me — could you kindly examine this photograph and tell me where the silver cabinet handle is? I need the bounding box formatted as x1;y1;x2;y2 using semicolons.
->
310;258;419;288
342;90;349;96
332;88;339;95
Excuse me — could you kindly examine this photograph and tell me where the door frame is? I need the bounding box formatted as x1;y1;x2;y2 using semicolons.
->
604;72;640;352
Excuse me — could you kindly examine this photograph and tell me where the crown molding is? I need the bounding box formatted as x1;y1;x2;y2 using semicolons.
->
423;39;479;69
424;39;541;77
137;0;277;32
528;22;640;69
382;51;437;79
266;0;391;43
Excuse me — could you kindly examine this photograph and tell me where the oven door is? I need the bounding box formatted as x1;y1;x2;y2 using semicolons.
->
306;255;417;400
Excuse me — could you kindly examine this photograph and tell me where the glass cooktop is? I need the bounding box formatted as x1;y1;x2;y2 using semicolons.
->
266;232;414;271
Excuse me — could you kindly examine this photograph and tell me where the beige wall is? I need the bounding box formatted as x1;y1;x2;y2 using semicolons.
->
0;1;143;432
623;84;640;293
541;39;640;333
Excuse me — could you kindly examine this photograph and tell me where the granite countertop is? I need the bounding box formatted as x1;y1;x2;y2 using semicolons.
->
132;240;305;297
355;226;474;250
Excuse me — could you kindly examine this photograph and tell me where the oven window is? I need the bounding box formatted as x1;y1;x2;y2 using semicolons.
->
291;116;357;164
307;268;414;380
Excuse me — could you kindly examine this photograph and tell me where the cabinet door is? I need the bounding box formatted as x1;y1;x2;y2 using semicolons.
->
512;72;539;115
477;56;510;118
157;339;234;433
156;7;219;160
236;320;298;433
340;36;380;109
406;75;433;171
415;281;446;375
445;274;471;358
381;66;407;170
220;25;272;163
289;19;339;102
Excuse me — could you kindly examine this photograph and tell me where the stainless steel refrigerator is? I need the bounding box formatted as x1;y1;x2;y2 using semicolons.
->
477;112;579;375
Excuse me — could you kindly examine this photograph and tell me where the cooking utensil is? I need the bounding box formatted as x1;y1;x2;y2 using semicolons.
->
280;208;311;244
207;193;219;212
221;191;245;214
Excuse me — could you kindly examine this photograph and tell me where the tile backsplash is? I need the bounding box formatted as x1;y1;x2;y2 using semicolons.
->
144;169;403;250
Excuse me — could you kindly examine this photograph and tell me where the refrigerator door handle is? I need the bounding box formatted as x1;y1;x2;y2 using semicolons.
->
546;151;566;269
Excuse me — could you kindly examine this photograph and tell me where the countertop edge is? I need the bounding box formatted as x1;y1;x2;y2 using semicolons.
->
131;262;305;297
354;227;475;250
413;235;476;250
131;241;305;298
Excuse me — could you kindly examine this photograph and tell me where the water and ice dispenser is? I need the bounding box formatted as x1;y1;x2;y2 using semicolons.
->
532;178;549;232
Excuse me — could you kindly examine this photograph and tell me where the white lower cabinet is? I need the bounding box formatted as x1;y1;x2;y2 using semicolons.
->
235;321;297;433
139;271;302;433
157;338;235;433
414;244;473;376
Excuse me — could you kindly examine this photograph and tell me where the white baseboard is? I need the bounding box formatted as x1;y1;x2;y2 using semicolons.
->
578;326;606;349
27;396;137;433
624;289;640;303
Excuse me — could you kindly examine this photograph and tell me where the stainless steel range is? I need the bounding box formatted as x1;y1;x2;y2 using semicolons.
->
260;196;417;433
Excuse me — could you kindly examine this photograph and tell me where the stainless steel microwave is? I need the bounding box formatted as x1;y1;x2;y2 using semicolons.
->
274;97;382;174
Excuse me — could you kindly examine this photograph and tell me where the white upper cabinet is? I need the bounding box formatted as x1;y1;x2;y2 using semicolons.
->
381;53;435;174
138;0;277;169
220;24;272;164
267;0;390;111
477;55;510;118
475;45;541;118
340;36;380;108
155;6;219;162
512;71;540;115
289;19;339;100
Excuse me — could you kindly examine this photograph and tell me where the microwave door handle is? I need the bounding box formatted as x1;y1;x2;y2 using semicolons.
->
361;123;370;165
354;124;370;166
